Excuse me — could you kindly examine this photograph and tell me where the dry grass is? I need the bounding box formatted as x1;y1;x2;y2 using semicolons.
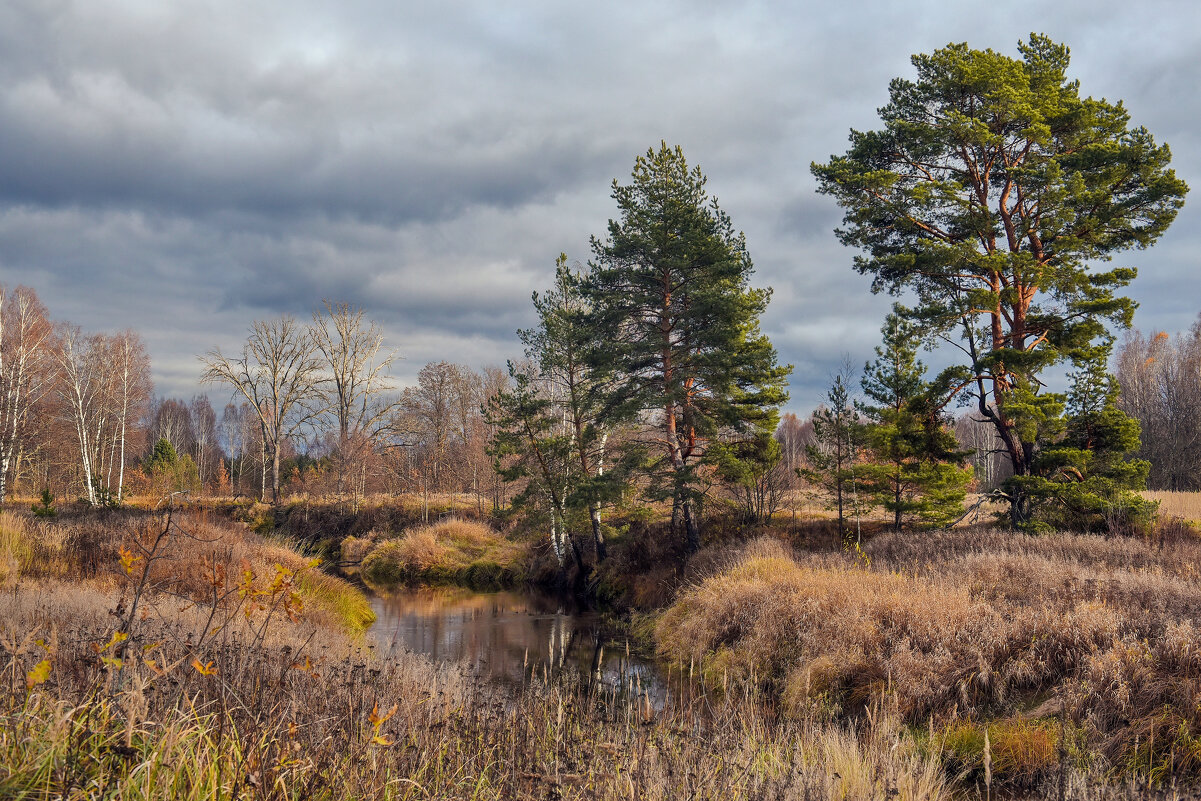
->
0;513;956;801
0;507;374;635
360;518;525;590
1144;490;1201;524
656;529;1201;789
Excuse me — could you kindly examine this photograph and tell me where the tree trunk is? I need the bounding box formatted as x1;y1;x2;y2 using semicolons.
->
271;444;281;506
682;500;700;554
589;504;606;562
894;468;903;532
117;410;127;499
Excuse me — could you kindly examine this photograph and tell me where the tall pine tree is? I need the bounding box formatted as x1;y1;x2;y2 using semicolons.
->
586;143;789;554
812;35;1188;528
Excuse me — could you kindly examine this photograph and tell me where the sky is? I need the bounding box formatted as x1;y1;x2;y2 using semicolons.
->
1;0;1199;414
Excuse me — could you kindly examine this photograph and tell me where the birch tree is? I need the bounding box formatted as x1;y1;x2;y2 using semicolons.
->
0;285;53;501
108;331;151;499
521;255;619;562
54;326;103;505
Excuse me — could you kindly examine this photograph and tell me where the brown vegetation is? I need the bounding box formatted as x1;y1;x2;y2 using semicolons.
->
360;517;526;590
657;528;1201;789
1;503;961;801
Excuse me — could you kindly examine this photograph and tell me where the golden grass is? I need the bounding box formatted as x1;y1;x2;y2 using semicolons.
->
0;508;374;636
360;518;525;590
1143;490;1201;523
1;566;955;801
657;529;1201;788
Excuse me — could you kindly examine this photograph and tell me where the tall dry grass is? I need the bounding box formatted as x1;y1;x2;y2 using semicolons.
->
657;530;1201;790
1144;490;1201;523
0;507;374;635
0;519;955;801
360;517;525;590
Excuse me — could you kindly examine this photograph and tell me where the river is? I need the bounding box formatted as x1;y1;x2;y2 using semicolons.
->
368;587;668;699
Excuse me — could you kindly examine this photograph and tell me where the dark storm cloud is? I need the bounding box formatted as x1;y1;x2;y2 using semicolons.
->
0;0;1198;413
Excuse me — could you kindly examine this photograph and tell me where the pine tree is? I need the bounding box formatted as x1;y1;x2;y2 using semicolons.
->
484;363;582;582
519;255;622;563
1009;343;1154;532
586;142;789;554
802;368;866;536
812;35;1188;528
858;311;971;530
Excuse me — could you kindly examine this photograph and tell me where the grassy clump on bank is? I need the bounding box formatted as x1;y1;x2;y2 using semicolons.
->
360;518;526;590
656;529;1201;790
0;507;374;635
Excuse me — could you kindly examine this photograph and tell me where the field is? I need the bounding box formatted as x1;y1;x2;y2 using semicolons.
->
0;503;957;800
1145;491;1201;523
658;525;1201;793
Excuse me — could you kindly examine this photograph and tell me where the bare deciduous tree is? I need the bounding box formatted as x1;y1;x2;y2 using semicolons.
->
311;300;401;441
190;395;218;490
311;300;402;501
0;285;53;501
109;331;152;499
53;325;104;505
1115;320;1201;490
401;361;463;492
200;316;326;506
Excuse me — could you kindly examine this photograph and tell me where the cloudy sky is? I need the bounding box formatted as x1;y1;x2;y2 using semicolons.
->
1;0;1198;413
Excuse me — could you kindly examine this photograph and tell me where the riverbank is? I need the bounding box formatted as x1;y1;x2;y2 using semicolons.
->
9;498;1201;797
0;503;959;800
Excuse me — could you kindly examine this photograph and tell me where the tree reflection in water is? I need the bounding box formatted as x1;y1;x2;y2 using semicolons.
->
370;587;665;702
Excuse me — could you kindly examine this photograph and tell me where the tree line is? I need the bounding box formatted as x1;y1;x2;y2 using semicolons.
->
0;291;515;512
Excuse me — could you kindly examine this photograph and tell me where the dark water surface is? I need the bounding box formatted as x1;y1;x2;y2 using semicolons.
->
368;587;666;697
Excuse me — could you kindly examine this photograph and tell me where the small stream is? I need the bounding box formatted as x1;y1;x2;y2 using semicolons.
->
368;587;668;699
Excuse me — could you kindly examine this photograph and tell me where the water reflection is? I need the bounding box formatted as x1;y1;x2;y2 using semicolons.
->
369;587;664;698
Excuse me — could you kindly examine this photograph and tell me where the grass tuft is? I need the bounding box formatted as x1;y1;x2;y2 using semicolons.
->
360;518;525;590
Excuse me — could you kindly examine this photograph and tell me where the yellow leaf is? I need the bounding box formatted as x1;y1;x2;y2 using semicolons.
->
118;546;141;575
371;734;393;746
191;658;218;676
369;702;398;729
98;631;128;653
26;659;52;689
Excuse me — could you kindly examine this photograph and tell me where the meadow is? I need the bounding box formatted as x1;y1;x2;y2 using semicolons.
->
3;495;1201;798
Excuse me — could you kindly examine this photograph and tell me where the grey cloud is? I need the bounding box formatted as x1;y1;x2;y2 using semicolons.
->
1;0;1199;415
